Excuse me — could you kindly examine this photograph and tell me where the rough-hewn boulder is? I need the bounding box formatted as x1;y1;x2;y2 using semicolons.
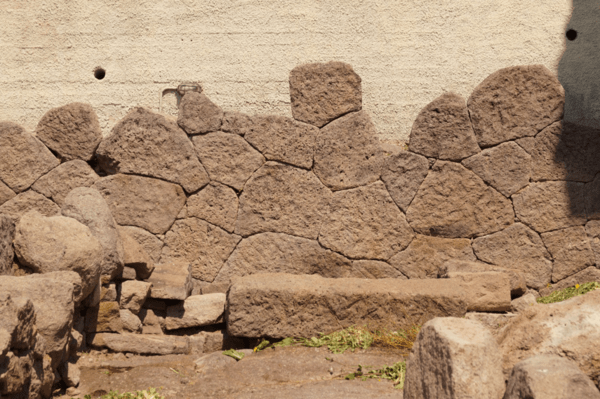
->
62;187;125;281
31;160;99;206
214;232;355;283
96;107;209;193
313;111;384;191
177;92;223;135
0;190;60;224
88;333;189;355
184;183;238;233
472;223;552;290
0;215;15;276
165;293;226;330
93;174;186;235
119;281;152;315
408;92;480;161
0;293;36;351
512;181;586;233
467;65;565;147
13;211;102;298
289;61;361;128
147;261;192;301
192;132;265;191
351;260;407;279
161;218;241;282
445;271;511;312
406;161;514;238
244;115;317;169
117;226;163;264
380;151;429;212
0;181;16;206
503;354;600;399
221;111;253;136
404;317;505;399
35;102;102;161
118;229;155;280
461;141;531;197
236;162;332;239
541;226;595;282
388;235;475;279
27;271;85;305
319;181;414;260
0;122;59;193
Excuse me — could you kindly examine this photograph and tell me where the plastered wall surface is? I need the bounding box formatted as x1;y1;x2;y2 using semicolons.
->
0;0;572;142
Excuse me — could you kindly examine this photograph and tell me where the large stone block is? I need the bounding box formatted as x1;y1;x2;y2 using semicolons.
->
88;332;189;355
146;261;192;301
184;183;238;233
319;181;414;260
467;65;564;147
0;181;16;207
117;225;163;264
313;111;384;191
96;107;209;193
406;161;514;238
31;160;99;206
0;190;60;224
177;92;223;135
35;102;102;161
165;293;225;330
380;150;429;212
541;226;595;282
0;122;59;193
289;61;361;128
28;271;85;305
236;162;332;239
404;317;505;399
93;174;186;235
0;215;15;276
0;294;36;350
408;92;480;161
445;271;511;312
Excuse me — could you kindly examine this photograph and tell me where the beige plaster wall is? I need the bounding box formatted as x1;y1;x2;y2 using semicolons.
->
0;0;572;142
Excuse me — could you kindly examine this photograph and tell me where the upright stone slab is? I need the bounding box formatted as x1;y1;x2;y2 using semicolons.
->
165;293;226;330
541;226;595;282
319;181;414;260
406;161;514;238
31;160;99;206
236;162;332;239
93;174;186;235
404;318;505;399
0;215;15;276
380;151;429;212
177;92;223;135
0;181;16;207
117;226;163;264
96;107;209;193
35;102;102;161
185;183;238;233
147;261;192;300
313;111;384;191
289;61;362;128
468;65;565;147
0;190;60;224
0;122;59;193
408;92;481;161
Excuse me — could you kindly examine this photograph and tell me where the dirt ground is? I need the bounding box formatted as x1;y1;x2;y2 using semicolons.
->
55;346;406;399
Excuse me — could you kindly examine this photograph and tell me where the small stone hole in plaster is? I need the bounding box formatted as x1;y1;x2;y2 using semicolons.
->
566;29;578;41
94;68;106;80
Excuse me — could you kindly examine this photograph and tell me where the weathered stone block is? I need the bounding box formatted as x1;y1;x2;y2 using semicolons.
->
31;160;99;206
541;226;595;282
177;92;223;135
185;183;238;233
165;294;226;330
146;261;192;301
380;150;429;212
88;333;189;355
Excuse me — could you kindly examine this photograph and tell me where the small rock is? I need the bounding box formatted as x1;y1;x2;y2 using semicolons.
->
118;228;154;280
118;266;137;280
117;225;163;265
511;293;537;312
165;294;226;330
58;360;81;387
120;309;143;333
146;261;192;301
85;302;123;333
177;92;223;135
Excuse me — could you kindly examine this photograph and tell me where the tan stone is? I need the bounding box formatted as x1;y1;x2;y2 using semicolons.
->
93;174;186;234
319;181;414;260
0;215;14;276
13;211;102;298
221;111;253;136
200;282;230;295
461;141;531;197
513;181;586;233
467;65;564;147
85;301;123;333
28;271;85;305
138;308;164;335
35;102;102;161
541;226;595;282
118;228;155;280
0;351;33;397
244;115;317;169
88;332;189;355
406;161;514;238
165;293;226;330
388;235;476;279
119;280;152;315
0;122;59;193
511;293;537;312
162;218;241;282
313;111;384;191
100;283;118;302
0;181;16;207
404;317;505;399
408;92;481;161
351;260;407;279
380;150;429;212
96;107;209;193
185;183;238;233
538;266;600;297
289;61;361;128
446;271;511;312
236;162;332;239
214;232;355;283
0;190;60;224
586;173;600;220
58;359;81;388
120;309;142;333
147;261;193;300
31;160;99;206
0;294;36;350
464;312;517;336
177;92;223;135
472;223;553;290
117;225;163;264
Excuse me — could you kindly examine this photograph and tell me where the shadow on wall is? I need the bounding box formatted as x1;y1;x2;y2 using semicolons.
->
556;0;600;217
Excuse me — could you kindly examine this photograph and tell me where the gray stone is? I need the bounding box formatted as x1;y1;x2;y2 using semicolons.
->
244;115;317;169
467;65;565;147
93;174;186;235
320;181;413;260
119;280;152;315
85;302;123;333
0;122;59;193
388;235;476;279
461;142;531;197
88;332;189;355
118;227;154;280
0;215;14;276
117;225;163;264
408;92;481;161
351;260;407;279
31;160;99;206
380;151;429;212
313;111;384;191
185;183;238;233
0;190;60;224
120;309;142;333
541;226;595;282
147;261;193;301
406;161;514;238
177;92;223;135
289;61;362;128
236;162;332;240
221;111;253;136
192;132;265;191
165;293;226;330
96;107;209;193
0;181;16;206
472;223;553;290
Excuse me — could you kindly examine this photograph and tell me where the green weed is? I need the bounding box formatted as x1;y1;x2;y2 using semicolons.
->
537;282;600;304
345;361;407;389
74;387;164;399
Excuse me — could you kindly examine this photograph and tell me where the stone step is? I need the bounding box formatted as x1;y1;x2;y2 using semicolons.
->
87;332;190;355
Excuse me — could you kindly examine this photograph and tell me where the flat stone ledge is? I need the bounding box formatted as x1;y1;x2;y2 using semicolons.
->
87;332;190;355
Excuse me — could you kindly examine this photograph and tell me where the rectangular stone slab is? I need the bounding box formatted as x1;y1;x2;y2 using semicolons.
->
87;332;189;355
226;273;509;338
